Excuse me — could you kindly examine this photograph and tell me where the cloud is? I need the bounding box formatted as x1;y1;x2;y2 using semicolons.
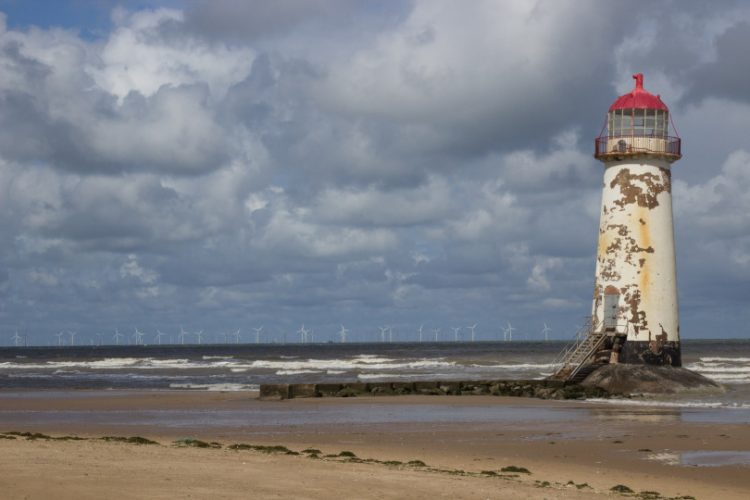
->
315;0;628;156
0;10;238;175
95;8;255;100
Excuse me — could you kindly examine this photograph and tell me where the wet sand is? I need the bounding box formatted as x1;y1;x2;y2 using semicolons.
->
1;390;749;499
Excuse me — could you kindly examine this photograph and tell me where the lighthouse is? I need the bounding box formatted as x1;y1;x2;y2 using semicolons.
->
591;73;682;366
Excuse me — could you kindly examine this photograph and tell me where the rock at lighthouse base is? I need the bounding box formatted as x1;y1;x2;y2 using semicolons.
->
580;364;723;396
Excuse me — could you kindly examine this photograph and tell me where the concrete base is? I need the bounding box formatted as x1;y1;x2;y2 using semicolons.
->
258;379;608;401
581;364;722;396
620;340;681;366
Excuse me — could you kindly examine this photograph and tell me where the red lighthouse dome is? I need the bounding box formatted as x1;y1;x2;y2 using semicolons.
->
609;74;669;112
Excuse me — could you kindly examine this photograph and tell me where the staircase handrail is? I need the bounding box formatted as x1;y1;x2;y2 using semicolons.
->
567;332;609;380
551;316;594;367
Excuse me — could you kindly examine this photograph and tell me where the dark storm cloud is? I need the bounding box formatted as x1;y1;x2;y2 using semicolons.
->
182;0;412;43
689;22;750;104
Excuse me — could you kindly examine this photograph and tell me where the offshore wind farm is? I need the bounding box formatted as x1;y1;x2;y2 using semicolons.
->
4;322;561;347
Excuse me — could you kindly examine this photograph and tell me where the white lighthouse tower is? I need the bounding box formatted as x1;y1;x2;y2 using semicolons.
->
591;73;682;366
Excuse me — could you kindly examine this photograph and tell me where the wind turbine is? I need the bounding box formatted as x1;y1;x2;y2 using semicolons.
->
95;332;103;346
541;323;552;342
133;328;144;346
11;331;22;347
253;326;263;344
379;326;388;343
297;325;308;344
178;327;188;345
155;330;166;345
68;330;77;346
113;329;123;345
503;322;515;342
388;326;393;343
467;324;477;342
339;324;348;343
432;328;440;342
418;324;424;343
451;327;461;342
195;330;203;344
54;331;65;346
232;329;241;344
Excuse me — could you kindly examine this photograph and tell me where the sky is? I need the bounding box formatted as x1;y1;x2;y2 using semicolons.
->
0;0;748;345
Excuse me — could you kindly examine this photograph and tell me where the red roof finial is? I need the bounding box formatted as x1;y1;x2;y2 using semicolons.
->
608;73;668;112
633;73;644;91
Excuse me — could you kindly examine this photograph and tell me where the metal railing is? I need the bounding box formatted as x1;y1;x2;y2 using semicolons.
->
551;316;594;368
595;135;681;159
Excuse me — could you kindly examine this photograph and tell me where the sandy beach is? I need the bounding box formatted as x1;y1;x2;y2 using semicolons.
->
1;390;748;499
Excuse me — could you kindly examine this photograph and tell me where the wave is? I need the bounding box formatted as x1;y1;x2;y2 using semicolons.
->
351;356;396;364
687;365;750;374
0;356;458;373
585;398;750;409
357;373;416;380
469;362;559;370
699;357;750;363
244;358;457;372
357;372;459;381
275;370;323;376
0;358;203;371
700;374;750;383
168;383;259;392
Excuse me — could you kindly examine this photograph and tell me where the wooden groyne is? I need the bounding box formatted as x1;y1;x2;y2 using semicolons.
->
259;379;609;400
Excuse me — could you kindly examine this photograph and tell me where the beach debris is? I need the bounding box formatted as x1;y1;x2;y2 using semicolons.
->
227;444;298;455
338;450;357;458
100;436;158;445
4;431;52;440
611;484;635;494
565;481;593;489
638;492;662;499
2;431;87;441
500;465;531;474
173;438;221;449
406;460;426;467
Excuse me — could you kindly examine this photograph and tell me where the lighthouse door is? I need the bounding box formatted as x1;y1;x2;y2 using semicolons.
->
603;288;619;332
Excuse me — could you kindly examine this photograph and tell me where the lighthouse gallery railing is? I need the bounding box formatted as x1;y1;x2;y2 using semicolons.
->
595;135;681;159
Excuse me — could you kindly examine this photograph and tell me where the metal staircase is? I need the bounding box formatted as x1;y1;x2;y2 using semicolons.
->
550;318;608;382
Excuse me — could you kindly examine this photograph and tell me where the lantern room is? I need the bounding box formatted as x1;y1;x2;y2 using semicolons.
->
594;74;681;162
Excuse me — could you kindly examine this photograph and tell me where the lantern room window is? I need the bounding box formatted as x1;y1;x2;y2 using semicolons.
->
608;109;669;138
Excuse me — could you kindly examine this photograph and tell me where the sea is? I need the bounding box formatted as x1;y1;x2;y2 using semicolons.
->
1;340;749;410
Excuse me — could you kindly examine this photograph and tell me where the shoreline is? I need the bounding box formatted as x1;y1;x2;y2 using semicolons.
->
1;389;749;498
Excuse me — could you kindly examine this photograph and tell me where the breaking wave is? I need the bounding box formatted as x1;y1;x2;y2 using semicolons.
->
687;356;750;384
